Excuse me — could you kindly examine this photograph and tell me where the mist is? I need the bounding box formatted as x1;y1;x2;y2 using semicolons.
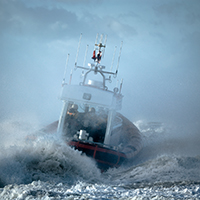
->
0;0;200;149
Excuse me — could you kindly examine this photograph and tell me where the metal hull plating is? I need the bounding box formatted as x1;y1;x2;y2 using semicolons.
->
68;140;127;171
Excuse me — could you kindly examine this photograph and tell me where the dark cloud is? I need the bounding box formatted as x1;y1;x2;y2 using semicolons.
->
0;0;200;130
153;1;200;26
0;0;131;42
0;0;81;41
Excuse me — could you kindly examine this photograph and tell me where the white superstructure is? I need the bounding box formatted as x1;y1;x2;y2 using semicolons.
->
57;34;124;146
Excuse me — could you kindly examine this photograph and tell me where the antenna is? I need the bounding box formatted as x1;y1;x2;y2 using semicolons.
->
102;35;107;58
83;45;89;68
69;69;73;85
62;53;70;86
115;41;123;76
92;34;106;64
119;79;123;94
95;34;106;49
94;33;99;50
110;46;117;72
75;33;82;68
99;34;103;44
104;35;107;45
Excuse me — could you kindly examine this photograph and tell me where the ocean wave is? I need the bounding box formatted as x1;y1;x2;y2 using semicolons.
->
0;133;101;187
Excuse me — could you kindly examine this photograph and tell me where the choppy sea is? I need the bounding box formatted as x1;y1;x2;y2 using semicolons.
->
0;119;200;199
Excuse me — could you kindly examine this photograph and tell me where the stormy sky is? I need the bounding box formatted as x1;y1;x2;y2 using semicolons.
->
0;0;200;131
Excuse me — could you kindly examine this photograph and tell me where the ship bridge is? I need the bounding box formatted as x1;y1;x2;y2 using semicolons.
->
58;34;123;145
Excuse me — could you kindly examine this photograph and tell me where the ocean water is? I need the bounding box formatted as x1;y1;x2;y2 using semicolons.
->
0;119;200;199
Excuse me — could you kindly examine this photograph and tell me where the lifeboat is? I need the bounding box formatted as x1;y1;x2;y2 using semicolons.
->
51;34;142;171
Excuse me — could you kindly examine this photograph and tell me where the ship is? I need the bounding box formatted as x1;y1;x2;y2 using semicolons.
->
44;34;142;171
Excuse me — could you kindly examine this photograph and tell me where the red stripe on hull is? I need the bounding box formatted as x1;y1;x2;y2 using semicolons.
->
68;140;127;170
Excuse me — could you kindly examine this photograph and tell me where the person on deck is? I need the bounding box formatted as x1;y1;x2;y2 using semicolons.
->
64;104;80;137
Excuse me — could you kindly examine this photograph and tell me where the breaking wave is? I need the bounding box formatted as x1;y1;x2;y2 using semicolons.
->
0;119;101;188
0;119;200;199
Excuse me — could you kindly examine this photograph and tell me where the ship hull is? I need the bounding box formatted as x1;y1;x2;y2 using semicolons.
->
41;113;142;171
68;139;127;171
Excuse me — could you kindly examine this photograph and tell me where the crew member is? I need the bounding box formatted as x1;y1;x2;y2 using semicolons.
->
64;104;79;137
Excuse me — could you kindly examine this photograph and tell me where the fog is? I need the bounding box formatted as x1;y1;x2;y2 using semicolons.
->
0;0;200;137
